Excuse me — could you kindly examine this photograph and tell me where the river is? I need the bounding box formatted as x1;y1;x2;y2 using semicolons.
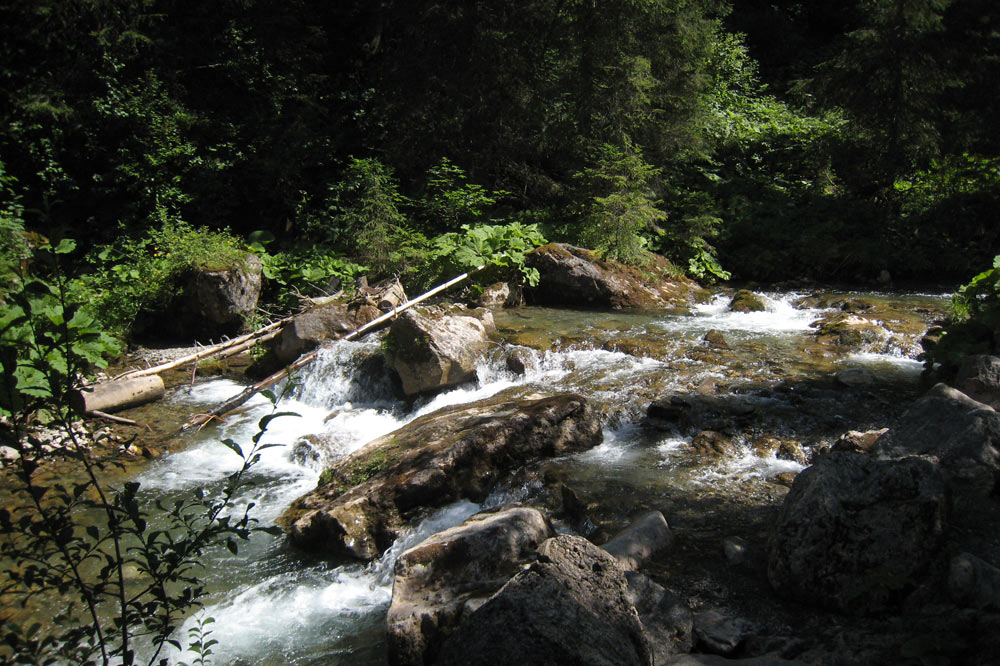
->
125;288;947;665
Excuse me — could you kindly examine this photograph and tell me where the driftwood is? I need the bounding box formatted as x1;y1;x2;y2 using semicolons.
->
115;316;294;381
88;410;148;429
181;266;484;432
69;376;166;414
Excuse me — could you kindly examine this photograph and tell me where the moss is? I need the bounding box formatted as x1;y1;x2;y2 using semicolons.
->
317;441;401;495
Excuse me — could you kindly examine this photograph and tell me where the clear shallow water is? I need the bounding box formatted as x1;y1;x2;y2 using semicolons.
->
123;288;947;665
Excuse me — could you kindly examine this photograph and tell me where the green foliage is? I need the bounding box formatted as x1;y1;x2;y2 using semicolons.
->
417;157;508;231
574;140;666;266
79;221;249;338
891;154;1000;275
258;245;367;312
0;240;120;420
424;222;547;291
0;162;32;299
924;255;1000;374
0;255;295;664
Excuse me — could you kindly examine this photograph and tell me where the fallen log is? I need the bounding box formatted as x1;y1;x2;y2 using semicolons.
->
69;376;166;414
181;266;484;432
115;315;294;380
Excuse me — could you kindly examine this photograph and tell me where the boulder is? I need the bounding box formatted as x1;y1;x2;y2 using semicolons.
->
383;305;495;396
477;281;522;308
729;290;766;313
625;571;694;661
282;391;602;560
387;507;554;666
872;383;1000;509
954;355;1000;409
434;534;653;666
601;511;674;572
524;243;699;310
767;452;947;615
160;254;263;339
250;299;380;377
949;552;1000;610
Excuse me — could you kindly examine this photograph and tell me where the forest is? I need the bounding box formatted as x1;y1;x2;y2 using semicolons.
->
2;0;998;335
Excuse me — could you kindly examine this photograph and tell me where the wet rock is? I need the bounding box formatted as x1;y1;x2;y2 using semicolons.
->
282;391;602;560
812;312;888;349
647;393;757;432
837;367;874;387
601;511;674;572
693;608;755;656
504;346;537;376
752;437;806;464
703;329;729;348
772;471;798;487
949;552;1000;610
524;242;700;310
831;428;888;454
625;571;694;661
729;290;766;313
723;536;749;566
767;452;947;615
954;354;1000;409
921;324;945;355
692;430;738;458
387;507;554;666
383;305;495;396
872;383;1000;510
435;534;653;666
251;299;379;375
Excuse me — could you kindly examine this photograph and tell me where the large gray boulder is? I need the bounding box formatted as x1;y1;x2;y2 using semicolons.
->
282;391;602;560
383;305;495;396
625;571;694;662
872;383;1000;510
434;534;653;666
159;254;263;339
524;243;700;310
387;507;554;666
767;452;947;615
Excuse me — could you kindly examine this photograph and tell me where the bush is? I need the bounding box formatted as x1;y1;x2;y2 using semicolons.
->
0;244;293;664
78;221;249;339
924;255;1000;375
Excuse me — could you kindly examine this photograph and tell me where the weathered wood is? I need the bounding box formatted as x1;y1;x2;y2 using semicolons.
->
181;266;484;432
377;279;407;311
114;316;294;380
88;410;146;428
70;376;165;414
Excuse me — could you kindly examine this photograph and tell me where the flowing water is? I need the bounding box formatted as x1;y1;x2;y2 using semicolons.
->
122;288;947;665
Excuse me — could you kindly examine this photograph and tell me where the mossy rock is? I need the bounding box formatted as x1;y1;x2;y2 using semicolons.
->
729;289;767;313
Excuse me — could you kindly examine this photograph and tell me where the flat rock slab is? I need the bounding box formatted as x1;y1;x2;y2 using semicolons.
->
282;391;602;560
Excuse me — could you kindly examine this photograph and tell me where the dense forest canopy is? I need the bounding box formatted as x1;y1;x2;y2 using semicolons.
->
2;0;998;307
